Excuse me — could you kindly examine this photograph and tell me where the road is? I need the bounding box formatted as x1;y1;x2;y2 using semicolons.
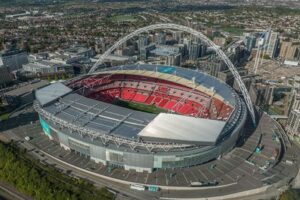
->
0;182;32;200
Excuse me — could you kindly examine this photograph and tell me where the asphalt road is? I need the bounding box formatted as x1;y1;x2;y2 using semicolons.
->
0;182;32;200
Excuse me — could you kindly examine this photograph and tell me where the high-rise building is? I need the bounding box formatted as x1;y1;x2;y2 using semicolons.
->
183;38;191;57
189;43;201;61
280;41;292;59
200;44;207;57
286;93;300;137
286;109;300;137
140;44;156;60
138;35;148;50
291;94;300;111
197;57;226;78
266;32;279;58
166;53;181;66
95;38;106;54
156;32;166;45
172;31;182;43
244;35;256;53
280;41;300;61
127;46;136;56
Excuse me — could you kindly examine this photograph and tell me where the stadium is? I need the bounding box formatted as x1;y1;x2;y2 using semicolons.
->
34;64;248;173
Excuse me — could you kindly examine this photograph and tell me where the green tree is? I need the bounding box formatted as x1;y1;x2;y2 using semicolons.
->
0;142;113;200
280;189;300;200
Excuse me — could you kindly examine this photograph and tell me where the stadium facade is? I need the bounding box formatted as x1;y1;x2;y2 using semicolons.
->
34;64;247;173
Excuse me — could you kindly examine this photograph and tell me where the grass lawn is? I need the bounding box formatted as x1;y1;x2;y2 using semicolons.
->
110;14;137;22
0;113;10;121
114;100;166;114
222;26;244;35
261;105;284;115
0;105;14;121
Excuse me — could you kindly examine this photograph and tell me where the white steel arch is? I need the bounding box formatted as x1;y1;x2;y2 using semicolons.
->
89;23;256;125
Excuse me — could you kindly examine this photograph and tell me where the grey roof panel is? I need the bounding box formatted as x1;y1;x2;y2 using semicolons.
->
35;82;72;106
138;113;226;144
43;93;156;140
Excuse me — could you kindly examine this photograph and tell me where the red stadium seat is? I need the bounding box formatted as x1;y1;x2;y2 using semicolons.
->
164;101;176;110
70;74;233;120
132;93;148;103
145;96;155;104
158;99;169;107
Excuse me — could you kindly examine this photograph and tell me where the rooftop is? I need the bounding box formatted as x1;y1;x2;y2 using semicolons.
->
5;80;49;97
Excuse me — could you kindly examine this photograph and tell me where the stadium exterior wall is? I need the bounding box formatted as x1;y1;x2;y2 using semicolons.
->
37;103;247;173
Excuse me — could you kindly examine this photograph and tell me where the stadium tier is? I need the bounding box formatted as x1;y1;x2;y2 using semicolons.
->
34;64;247;172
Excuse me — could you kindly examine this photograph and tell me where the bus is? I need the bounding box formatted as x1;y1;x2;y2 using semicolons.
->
130;184;146;191
190;180;218;187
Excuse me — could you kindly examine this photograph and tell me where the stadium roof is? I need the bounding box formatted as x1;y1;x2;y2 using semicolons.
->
40;91;226;145
138;113;226;145
43;93;156;139
35;82;72;106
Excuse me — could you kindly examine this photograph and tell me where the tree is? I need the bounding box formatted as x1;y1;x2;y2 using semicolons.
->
0;142;113;200
280;189;300;200
225;37;233;46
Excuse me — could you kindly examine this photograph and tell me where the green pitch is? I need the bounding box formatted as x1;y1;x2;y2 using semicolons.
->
114;100;166;114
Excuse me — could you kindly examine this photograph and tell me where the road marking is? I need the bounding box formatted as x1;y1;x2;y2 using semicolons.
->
111;168;116;176
215;166;224;174
124;170;130;180
182;172;189;184
190;171;198;181
218;162;231;172
52;147;62;155
206;168;216;179
198;169;208;181
225;174;235;182
144;173;149;184
174;173;179;185
66;153;77;162
98;164;104;170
